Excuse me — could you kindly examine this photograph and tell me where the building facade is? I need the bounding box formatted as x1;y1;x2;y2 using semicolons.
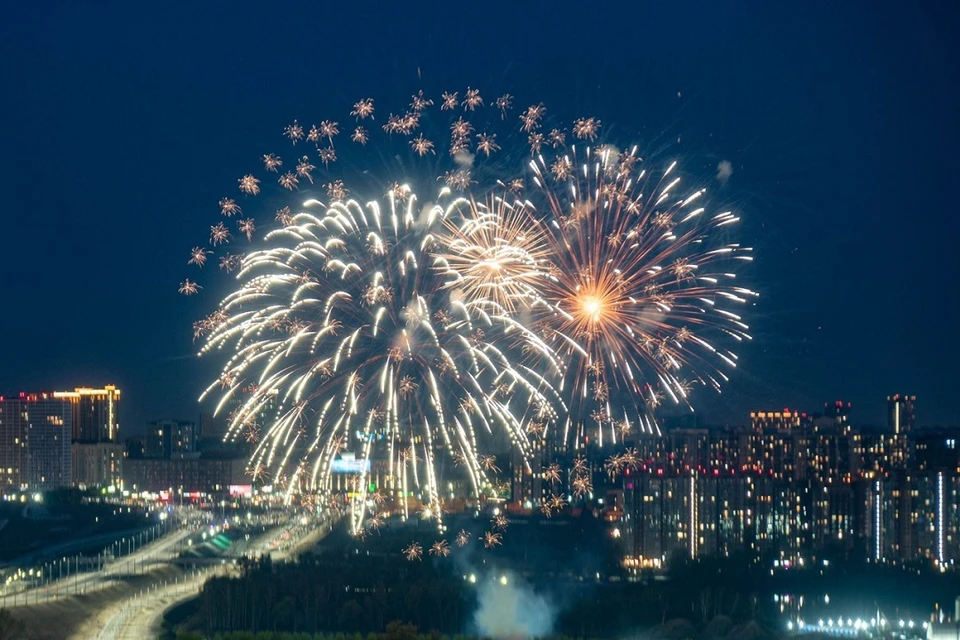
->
0;393;72;492
620;397;960;571
122;455;249;494
55;386;121;443
71;442;124;489
145;419;197;459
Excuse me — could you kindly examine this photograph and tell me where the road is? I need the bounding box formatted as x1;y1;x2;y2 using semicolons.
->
96;568;220;640
1;525;195;608
94;515;336;640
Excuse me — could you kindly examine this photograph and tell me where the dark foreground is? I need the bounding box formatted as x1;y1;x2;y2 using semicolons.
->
151;513;960;640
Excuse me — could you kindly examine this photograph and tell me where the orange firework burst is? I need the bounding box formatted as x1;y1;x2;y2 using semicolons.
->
187;81;756;528
516;146;756;443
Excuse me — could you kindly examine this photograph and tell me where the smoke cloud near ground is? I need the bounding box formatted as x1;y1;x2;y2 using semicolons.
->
472;570;556;639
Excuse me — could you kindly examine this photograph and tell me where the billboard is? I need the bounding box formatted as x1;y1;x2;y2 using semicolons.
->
229;484;253;498
331;453;370;474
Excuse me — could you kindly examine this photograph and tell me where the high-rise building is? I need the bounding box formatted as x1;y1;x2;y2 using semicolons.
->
810;424;861;483
146;420;197;459
750;409;808;432
668;429;710;470
510;438;545;506
887;394;916;435
915;430;960;473
885;395;915;470
622;473;690;564
54;386;121;443
824;401;853;426
0;393;72;492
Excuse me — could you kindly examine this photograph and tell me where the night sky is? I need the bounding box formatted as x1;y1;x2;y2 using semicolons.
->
2;1;958;435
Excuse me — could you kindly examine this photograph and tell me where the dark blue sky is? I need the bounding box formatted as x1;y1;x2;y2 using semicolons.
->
2;1;957;434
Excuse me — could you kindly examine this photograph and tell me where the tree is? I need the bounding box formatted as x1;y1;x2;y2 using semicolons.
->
338;600;364;629
0;610;26;640
383;621;418;640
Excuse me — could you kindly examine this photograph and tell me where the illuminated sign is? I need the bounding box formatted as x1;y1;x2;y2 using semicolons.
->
229;484;253;498
331;453;370;474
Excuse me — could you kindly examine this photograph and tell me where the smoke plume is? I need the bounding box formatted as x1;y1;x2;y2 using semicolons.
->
472;570;556;639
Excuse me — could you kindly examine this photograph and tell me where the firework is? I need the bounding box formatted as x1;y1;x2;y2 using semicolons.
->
365;513;384;532
494;145;757;445
198;187;554;534
188;247;212;267
429;540;451;557
483;531;502;549
543;463;562;484
179;279;201;296
188;83;753;528
455;529;471;547
403;542;423;561
436;195;552;314
479;455;501;473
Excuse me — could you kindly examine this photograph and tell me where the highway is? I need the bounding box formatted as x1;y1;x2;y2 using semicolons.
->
93;514;336;640
0;524;196;608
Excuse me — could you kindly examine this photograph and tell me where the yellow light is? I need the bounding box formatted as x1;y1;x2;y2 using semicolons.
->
581;295;603;320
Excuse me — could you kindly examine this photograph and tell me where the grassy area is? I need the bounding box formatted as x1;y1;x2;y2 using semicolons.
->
0;491;152;563
4;564;188;639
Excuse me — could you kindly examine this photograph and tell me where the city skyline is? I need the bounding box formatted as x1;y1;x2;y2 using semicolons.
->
3;4;960;639
0;382;949;439
1;2;958;433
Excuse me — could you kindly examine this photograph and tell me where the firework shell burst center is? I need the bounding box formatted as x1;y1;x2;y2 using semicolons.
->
185;86;756;550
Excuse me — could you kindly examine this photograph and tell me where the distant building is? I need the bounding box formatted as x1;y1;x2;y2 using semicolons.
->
54;386;121;443
145;420;197;458
510;439;545;506
617;395;960;571
0;393;72;492
668;429;710;470
888;394;917;435
47;386;123;487
122;454;249;494
125;436;145;459
823;400;853;425
71;442;124;488
915;430;960;473
750;409;808;432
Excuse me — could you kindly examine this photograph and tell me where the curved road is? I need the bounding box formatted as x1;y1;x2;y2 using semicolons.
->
94;516;336;640
1;526;195;608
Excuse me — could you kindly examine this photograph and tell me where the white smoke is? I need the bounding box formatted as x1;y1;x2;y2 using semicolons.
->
716;160;733;184
454;150;475;169
473;571;556;639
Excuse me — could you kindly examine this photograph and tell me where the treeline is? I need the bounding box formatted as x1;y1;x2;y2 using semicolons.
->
176;620;603;640
196;530;950;638
194;553;471;635
188;550;771;639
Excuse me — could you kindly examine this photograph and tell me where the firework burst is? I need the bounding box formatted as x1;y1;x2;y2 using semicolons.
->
188;83;754;528
403;542;423;561
429;540;451;557
518;145;756;443
439;147;756;447
198;188;555;533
